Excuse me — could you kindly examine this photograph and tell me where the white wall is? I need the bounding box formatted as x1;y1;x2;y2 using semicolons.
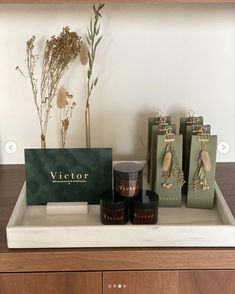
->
0;3;234;164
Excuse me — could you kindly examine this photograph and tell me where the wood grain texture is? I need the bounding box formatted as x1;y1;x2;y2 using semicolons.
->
103;270;235;294
0;164;234;273
216;163;235;217
178;270;235;294
0;249;235;272
0;165;24;250
0;271;101;294
103;271;179;294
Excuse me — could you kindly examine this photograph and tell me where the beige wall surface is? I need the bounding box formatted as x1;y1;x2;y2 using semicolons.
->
0;3;234;163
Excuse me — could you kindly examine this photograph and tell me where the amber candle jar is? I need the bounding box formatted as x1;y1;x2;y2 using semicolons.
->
130;190;159;224
114;162;143;198
100;191;128;225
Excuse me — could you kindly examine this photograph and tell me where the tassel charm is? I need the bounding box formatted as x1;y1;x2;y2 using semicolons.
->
162;144;185;189
191;145;211;192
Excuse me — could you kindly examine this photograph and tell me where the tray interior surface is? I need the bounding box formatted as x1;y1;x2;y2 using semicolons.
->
17;203;222;227
7;180;235;248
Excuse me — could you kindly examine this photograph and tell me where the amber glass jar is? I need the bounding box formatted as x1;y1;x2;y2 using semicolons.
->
130;190;159;224
114;162;143;198
100;191;128;225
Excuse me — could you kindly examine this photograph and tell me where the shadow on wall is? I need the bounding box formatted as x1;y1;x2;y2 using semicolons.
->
93;111;149;161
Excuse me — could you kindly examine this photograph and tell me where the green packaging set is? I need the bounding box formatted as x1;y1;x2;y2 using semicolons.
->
148;113;217;209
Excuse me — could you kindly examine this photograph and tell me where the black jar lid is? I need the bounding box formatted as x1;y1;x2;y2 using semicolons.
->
131;190;159;209
114;162;143;180
100;191;128;210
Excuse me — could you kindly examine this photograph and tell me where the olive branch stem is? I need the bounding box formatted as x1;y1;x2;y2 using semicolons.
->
85;3;104;147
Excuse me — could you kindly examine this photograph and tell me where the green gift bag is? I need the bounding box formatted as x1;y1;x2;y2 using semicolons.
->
147;115;171;182
187;134;217;209
154;133;184;207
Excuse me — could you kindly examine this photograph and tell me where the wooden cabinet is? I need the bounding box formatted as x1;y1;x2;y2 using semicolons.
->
103;270;235;294
103;271;178;294
1;270;235;294
0;272;101;294
178;271;235;294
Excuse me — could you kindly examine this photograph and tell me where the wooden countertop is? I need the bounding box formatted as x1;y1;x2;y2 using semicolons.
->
0;163;234;273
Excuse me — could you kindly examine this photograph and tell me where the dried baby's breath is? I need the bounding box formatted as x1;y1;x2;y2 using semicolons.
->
17;27;81;148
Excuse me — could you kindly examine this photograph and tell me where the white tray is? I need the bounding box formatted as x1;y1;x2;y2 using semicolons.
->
6;182;235;248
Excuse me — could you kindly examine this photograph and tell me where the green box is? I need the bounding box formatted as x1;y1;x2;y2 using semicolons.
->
25;148;112;205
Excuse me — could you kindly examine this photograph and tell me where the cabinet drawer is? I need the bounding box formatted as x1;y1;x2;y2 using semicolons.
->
103;270;235;294
103;271;178;294
0;271;101;294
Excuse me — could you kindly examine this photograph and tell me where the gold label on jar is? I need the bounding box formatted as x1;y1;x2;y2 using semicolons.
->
116;181;142;197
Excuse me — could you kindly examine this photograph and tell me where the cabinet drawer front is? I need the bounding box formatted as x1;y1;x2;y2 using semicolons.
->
103;271;178;294
103;270;235;294
179;270;235;294
0;271;101;294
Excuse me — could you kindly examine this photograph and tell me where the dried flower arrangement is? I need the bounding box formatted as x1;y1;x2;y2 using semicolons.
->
81;4;105;148
56;86;76;148
17;27;82;148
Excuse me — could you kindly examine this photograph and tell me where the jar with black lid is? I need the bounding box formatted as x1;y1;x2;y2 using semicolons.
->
114;162;143;198
130;190;159;224
100;191;128;225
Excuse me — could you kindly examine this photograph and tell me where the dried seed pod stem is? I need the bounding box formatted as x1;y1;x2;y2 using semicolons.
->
57;86;67;109
59;90;76;148
80;42;89;65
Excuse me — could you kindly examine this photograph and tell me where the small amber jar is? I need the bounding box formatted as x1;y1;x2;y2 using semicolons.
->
100;191;128;225
130;190;159;224
114;162;143;198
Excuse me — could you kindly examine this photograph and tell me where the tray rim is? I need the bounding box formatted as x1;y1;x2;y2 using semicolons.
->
6;180;235;248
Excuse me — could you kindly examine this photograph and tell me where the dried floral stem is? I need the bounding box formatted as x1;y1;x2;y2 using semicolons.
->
17;27;81;148
85;3;104;147
56;87;76;148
